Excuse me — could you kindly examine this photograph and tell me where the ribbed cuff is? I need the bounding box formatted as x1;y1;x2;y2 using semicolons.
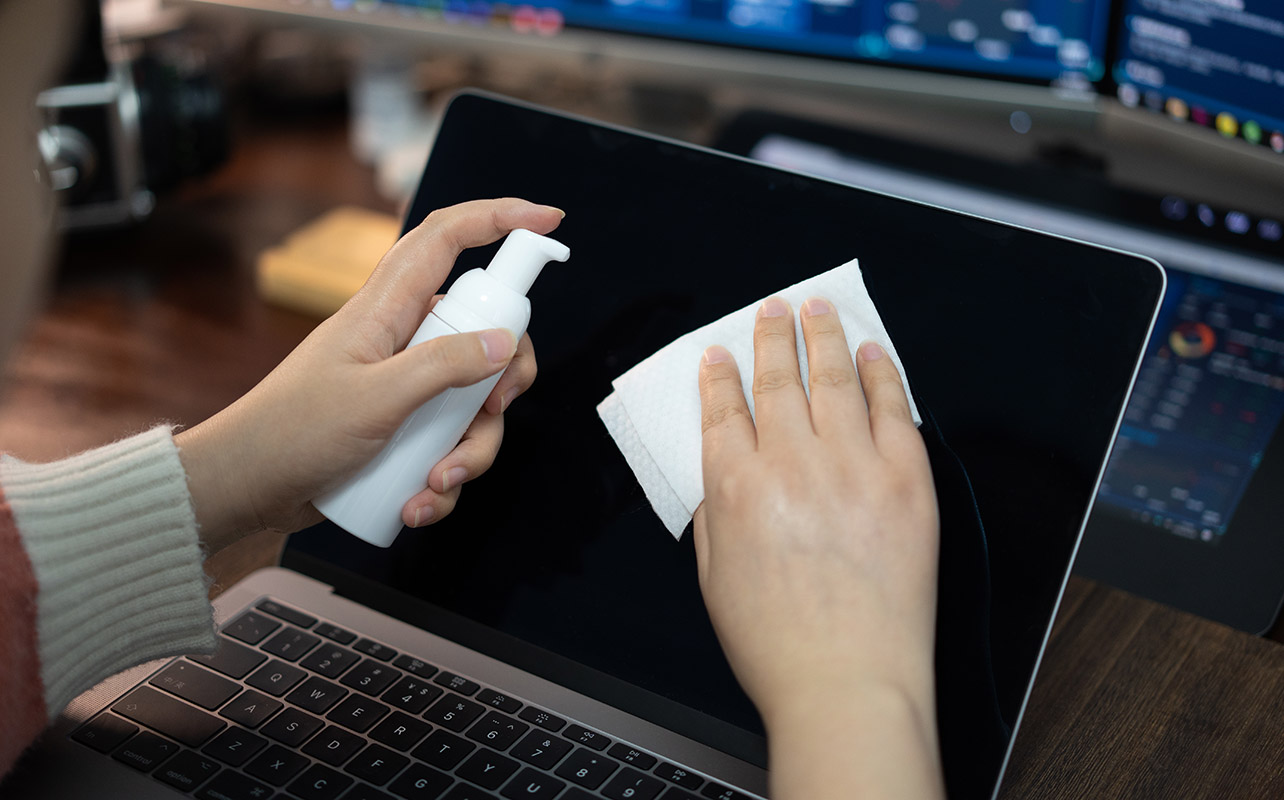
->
0;426;217;720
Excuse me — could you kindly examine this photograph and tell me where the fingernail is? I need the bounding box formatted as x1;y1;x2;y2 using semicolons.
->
703;345;732;365
803;297;832;316
500;386;519;412
760;297;789;318
441;466;467;493
544;205;566;219
413;505;435;527
480;329;515;364
859;341;886;361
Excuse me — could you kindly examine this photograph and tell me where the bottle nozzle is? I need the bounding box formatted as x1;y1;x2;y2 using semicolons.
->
486;229;570;295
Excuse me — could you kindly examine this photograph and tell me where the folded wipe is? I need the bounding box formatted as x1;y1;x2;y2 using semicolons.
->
596;258;920;538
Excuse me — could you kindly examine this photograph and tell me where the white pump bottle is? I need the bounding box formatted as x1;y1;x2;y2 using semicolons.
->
314;228;570;547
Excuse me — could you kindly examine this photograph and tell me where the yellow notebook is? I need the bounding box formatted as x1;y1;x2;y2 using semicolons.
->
257;206;401;318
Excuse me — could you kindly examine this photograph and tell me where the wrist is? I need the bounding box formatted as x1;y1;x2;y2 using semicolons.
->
175;410;263;553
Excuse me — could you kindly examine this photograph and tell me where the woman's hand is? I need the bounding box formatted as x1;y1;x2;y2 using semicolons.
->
176;198;563;552
694;296;944;799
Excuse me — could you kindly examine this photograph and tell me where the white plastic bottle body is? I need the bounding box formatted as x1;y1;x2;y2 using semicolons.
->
314;272;532;546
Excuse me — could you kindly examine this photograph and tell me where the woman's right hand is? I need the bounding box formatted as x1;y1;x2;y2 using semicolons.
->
693;295;944;799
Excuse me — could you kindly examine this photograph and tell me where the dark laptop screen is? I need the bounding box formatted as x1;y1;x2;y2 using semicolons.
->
286;92;1163;798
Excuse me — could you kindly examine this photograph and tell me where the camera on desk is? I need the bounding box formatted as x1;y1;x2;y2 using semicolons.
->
38;1;228;231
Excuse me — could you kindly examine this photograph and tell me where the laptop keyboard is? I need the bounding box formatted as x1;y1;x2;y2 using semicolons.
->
68;598;752;800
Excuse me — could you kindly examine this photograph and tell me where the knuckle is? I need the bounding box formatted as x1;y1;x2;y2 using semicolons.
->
754;367;802;394
810;366;855;389
702;401;751;435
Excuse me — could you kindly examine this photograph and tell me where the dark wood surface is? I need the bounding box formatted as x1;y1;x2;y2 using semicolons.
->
2;109;1282;799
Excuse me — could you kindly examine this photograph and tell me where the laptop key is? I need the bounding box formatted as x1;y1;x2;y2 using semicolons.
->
71;713;137;753
442;784;499;800
303;644;362;679
247;659;308;697
412;729;476;770
153;748;221;792
202;726;269;766
290;763;356;800
602;767;665;800
150;660;242;709
345;742;409;785
387;763;452;799
392;655;438;679
316;622;358;645
516;707;565;733
191;637;267;679
699;784;749;800
342;786;397;800
455;748;519;790
423;694;485;732
466;712;528;751
562;724;609;751
658;790;701;800
382;676;443;714
343;659;403;696
112;686;226;747
246;744;312;786
509;730;572;770
261;707;324;747
304;724;367;765
262;626;322;662
474;690;521;715
432;672;480;697
289;676;351;714
555;747;618;790
608;744;657;771
223;610;280;645
369;710;431;751
221;689;284;728
654;763;704;790
500;767;565;800
195;769;276;800
353;638;398;661
256;599;318;629
113;730;180;771
328;694;392;733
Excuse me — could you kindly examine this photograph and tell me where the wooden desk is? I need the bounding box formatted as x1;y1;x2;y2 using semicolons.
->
2;110;1281;799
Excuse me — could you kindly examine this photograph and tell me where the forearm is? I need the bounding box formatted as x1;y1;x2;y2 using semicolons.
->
764;681;945;800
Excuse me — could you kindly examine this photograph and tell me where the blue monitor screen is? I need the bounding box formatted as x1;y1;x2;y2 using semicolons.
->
381;0;1112;84
1114;0;1284;156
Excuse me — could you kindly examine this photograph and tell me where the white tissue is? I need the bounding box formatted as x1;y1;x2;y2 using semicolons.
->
596;258;919;538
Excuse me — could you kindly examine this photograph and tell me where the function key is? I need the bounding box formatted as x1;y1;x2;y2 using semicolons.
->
150;661;240;710
517;706;566;733
602;767;665;800
222;611;280;646
476;689;522;714
190;637;266;680
72;713;138;753
432;671;480;696
700;784;749;800
352;638;397;661
256;600;317;629
423;694;485;732
262;627;321;662
315;622;357;645
392;654;438;679
563;724;609;751
608;743;657;770
654;763;703;789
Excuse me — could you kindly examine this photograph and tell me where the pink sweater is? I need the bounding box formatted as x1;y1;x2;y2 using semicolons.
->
0;427;215;777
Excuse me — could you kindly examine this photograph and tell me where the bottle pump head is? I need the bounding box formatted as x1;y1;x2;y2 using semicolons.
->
486;229;571;295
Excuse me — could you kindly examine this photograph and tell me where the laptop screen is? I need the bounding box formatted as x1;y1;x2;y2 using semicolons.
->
286;92;1164;798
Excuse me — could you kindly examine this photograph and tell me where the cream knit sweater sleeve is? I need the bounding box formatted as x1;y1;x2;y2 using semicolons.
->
0;426;216;726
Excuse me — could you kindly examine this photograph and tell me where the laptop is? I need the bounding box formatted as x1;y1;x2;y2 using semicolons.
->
2;91;1165;800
